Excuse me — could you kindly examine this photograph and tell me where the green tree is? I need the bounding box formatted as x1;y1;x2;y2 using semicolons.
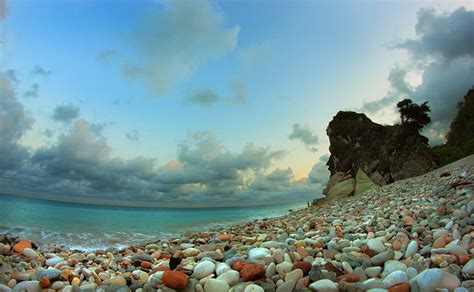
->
396;99;431;131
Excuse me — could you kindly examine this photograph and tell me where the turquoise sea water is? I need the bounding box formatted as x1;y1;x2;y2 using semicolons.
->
0;193;307;250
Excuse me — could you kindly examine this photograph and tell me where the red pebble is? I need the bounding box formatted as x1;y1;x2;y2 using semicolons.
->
40;276;51;288
162;270;188;290
13;240;32;253
292;261;312;275
389;283;411;292
240;263;265;281
337;273;360;283
141;261;152;268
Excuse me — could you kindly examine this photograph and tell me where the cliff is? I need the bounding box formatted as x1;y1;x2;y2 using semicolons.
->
322;111;436;200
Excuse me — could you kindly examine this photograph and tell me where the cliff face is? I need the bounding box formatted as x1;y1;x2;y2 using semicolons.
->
323;111;436;200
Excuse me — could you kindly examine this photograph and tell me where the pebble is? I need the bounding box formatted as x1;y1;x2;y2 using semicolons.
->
248;247;271;260
410;268;444;291
365;266;382;278
285;269;303;282
192;260;216;279
309;279;338;291
276;279;295;292
404;240;418;258
244;284;265;292
216;270;240;286
215;262;231;276
162;271;188;290
45;256;64;266
1;166;473;292
203;279;229;292
383;271;408;287
368;238;387;253
22;248;37;258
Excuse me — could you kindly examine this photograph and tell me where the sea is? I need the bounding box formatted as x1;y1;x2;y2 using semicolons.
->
0;193;308;251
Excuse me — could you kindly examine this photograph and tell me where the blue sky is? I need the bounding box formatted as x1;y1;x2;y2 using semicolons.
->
1;0;473;206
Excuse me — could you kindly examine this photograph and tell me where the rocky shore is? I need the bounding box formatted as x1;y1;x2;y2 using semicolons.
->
1;161;473;292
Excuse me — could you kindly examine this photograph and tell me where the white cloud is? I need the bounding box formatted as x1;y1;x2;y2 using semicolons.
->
121;0;240;96
289;123;319;152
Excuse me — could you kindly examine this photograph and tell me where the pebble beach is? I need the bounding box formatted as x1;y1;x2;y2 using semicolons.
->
1;162;473;292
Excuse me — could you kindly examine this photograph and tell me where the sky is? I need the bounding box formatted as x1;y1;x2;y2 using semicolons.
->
0;0;473;207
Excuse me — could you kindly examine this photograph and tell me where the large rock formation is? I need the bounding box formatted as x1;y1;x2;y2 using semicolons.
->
323;111;436;200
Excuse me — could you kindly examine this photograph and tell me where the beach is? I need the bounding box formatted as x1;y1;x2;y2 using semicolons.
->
1;160;473;291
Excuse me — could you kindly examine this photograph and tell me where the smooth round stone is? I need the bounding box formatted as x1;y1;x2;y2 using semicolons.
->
382;260;407;277
462;259;474;274
342;262;353;274
265;263;276;278
410;268;444;291
261;241;281;249
193;261;216;279
0;284;11;292
371;250;395;265
441;271;461;290
37;269;61;281
433;229;449;240
248;248;271;260
203;279;229;292
383;271;408;287
50;281;64;290
367;238;386;254
109;276;126;286
244;284;264;292
365;267;382;278
276;262;293;273
405;241;418;258
406;267;418;280
309;279;338;291
217;270;240;286
446;243;468;256
148;271;164;287
45;256;65;266
285;269;303;283
22;248;37;259
363;278;386;290
12;281;40;292
216;270;240;286
182;248;200;257
215;263;231;276
276;280;295;292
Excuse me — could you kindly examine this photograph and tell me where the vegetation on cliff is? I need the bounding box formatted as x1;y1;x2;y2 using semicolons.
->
433;87;474;166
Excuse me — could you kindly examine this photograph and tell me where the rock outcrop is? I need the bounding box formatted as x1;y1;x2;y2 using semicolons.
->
323;111;436;200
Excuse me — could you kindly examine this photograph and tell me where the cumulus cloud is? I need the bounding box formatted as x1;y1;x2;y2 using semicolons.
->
52;104;80;123
362;7;474;145
121;0;240;95
308;160;329;185
32;65;52;76
0;75;34;173
0;103;321;206
125;129;140;142
289;123;319;152
43;129;54;139
397;7;474;61
184;88;220;107
24;84;39;98
5;69;18;83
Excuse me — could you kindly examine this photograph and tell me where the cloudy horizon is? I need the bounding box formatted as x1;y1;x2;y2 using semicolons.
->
0;0;473;207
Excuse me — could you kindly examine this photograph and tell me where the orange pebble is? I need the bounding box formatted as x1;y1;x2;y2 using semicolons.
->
389;283;410;292
13;240;32;253
40;276;50;288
